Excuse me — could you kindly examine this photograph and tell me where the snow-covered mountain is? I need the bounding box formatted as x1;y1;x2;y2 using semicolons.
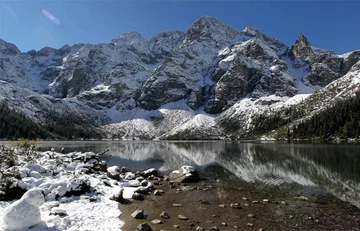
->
0;16;359;139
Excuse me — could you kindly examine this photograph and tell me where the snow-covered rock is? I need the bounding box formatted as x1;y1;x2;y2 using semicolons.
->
167;165;200;183
2;188;44;230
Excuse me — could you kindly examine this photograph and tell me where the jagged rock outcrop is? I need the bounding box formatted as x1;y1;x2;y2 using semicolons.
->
290;34;359;87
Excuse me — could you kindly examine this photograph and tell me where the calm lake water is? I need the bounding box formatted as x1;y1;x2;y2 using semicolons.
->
2;141;360;208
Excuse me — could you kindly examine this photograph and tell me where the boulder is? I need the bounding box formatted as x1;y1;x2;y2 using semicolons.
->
124;172;136;180
132;192;145;200
168;166;200;183
3;188;45;230
110;187;124;202
134;186;149;195
137;222;152;231
107;166;120;180
142;168;158;178
131;209;144;219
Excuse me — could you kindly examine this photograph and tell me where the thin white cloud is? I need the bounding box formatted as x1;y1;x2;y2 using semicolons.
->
42;9;60;25
2;3;20;21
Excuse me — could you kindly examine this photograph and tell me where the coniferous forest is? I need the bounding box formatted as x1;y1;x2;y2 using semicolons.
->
0;103;49;139
0;103;102;140
249;92;360;140
293;92;360;139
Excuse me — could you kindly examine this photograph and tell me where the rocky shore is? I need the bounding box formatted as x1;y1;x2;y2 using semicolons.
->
1;146;360;230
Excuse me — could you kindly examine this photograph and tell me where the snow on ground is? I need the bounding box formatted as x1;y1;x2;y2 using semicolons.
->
0;150;154;231
283;56;317;94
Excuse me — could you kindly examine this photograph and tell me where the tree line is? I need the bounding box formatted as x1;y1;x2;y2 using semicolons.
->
250;92;360;140
0;102;103;140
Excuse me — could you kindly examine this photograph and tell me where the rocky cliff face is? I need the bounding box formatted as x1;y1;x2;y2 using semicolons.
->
0;16;359;139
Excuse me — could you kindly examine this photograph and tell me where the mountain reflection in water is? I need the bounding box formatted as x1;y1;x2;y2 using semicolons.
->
32;141;360;208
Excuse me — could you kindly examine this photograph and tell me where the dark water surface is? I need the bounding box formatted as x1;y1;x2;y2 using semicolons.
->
3;141;360;208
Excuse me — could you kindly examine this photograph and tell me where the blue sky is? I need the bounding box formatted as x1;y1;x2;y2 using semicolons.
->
0;1;359;54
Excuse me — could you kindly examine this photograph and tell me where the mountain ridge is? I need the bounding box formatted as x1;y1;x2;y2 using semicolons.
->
0;16;359;140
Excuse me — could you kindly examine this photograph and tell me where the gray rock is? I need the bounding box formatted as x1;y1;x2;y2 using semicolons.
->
178;215;189;220
151;219;162;224
131;209;144;219
230;203;242;209
137;222;152;231
141;180;148;186
136;176;145;182
120;167;128;174
291;34;313;58
132;192;145;200
168;166;200;183
160;211;170;219
187;88;203;110
110;187;124;202
142;168;158;178
135;186;149;195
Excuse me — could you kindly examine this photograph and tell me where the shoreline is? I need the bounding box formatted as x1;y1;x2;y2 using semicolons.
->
0;147;360;230
121;177;360;230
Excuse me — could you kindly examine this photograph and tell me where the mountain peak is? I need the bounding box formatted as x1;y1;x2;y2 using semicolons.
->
243;26;261;36
0;38;21;55
291;33;313;57
111;31;146;45
184;16;240;44
299;33;311;46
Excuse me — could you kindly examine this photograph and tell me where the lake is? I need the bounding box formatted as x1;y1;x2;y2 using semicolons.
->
3;140;360;208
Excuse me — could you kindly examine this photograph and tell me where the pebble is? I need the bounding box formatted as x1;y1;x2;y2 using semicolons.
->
211;226;219;230
230;203;242;209
50;208;68;217
200;200;210;204
252;201;259;204
281;201;288;205
242;197;248;201
173;203;183;207
178;215;189;220
151;219;162;224
247;214;255;218
221;222;227;226
248;223;254;227
154;190;162;196
263;199;269;203
196;226;204;231
173;225;180;229
244;203;250;207
295;196;310;201
218;204;225;208
160;211;170;219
